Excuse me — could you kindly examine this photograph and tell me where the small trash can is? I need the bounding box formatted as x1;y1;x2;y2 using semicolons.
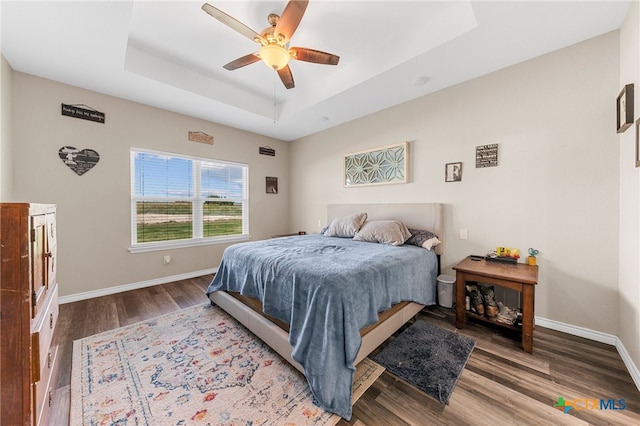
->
437;274;456;308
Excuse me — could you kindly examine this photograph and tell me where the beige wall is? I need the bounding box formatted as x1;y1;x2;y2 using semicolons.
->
11;73;290;297
618;0;640;379
0;54;13;201
290;32;621;336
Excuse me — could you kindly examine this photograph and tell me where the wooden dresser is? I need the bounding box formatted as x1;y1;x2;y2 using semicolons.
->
1;203;59;426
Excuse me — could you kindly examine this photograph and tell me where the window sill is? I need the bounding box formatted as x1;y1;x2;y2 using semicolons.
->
128;234;250;254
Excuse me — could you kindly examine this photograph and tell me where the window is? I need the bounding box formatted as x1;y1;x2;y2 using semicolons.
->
130;148;248;252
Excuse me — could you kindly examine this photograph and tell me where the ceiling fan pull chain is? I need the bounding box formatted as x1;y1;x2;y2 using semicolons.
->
273;71;277;124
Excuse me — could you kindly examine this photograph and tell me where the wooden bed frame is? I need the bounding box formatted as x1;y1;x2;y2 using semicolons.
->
208;203;444;373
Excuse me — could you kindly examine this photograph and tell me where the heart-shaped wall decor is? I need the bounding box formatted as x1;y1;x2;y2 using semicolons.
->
58;146;100;176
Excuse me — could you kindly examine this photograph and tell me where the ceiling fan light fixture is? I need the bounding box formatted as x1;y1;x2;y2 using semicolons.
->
203;1;338;89
259;44;291;70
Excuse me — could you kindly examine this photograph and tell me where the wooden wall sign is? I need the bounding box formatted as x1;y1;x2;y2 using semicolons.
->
188;131;214;145
58;146;100;176
476;144;499;168
61;103;105;123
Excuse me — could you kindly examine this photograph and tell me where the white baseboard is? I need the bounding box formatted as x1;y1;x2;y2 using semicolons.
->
535;316;618;345
58;268;217;304
616;338;640;393
536;316;640;392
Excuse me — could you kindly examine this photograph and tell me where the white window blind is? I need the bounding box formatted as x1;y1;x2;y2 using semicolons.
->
130;148;248;249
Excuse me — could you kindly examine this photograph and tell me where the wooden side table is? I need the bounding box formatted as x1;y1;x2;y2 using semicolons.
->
453;256;538;353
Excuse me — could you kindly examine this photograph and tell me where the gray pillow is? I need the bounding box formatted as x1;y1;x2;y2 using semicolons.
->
324;212;367;237
406;228;441;250
353;220;412;246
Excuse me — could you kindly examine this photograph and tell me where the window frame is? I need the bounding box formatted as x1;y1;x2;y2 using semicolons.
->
129;148;249;253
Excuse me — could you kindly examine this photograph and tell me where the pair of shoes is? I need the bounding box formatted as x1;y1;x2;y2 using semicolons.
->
466;284;484;315
480;285;498;318
465;284;498;318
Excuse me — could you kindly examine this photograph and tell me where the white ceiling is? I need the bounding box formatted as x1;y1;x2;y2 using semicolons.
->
1;1;631;141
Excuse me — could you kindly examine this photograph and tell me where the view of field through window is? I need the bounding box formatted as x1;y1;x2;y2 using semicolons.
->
136;200;243;242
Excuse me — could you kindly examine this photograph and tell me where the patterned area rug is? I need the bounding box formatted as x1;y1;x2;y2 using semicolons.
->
70;303;384;425
372;319;475;404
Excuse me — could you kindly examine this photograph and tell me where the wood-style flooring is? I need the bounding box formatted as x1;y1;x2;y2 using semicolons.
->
51;275;640;425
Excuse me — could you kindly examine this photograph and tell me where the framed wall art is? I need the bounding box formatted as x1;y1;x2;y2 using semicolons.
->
636;118;640;168
344;142;408;187
445;162;462;182
476;144;498;168
266;176;278;194
617;83;634;133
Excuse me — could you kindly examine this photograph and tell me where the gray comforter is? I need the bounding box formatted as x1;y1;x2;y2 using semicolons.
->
206;234;437;420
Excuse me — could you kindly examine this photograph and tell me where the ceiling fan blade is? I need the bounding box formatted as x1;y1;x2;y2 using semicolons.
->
290;47;340;65
223;53;261;70
277;65;295;89
274;0;308;43
202;3;265;44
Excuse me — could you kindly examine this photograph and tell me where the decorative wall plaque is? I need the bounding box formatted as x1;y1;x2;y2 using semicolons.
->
188;131;214;145
476;144;498;168
58;146;100;176
61;103;105;123
344;142;408;187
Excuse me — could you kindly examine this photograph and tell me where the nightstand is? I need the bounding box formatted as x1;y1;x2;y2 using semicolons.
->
453;256;538;353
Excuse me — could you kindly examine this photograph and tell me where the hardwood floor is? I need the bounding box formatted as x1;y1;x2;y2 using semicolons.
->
50;275;214;425
51;276;640;425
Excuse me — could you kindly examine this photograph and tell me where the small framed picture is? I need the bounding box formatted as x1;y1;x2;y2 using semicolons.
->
266;176;278;194
636;118;640;168
445;162;462;182
617;84;634;133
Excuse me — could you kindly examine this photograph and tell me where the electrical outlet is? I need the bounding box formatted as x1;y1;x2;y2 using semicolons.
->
163;255;171;264
317;219;322;227
459;229;468;240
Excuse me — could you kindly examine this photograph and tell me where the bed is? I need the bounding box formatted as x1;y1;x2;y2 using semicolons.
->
206;203;443;420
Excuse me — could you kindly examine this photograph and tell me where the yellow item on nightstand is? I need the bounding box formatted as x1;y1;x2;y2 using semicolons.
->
496;247;520;258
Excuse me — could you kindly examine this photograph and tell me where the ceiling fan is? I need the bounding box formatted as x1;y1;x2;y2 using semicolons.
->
201;0;339;89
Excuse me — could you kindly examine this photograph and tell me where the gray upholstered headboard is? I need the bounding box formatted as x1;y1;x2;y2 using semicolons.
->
327;203;444;256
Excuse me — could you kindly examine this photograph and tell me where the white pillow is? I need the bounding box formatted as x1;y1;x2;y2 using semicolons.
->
353;220;412;246
324;212;367;237
421;237;441;251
